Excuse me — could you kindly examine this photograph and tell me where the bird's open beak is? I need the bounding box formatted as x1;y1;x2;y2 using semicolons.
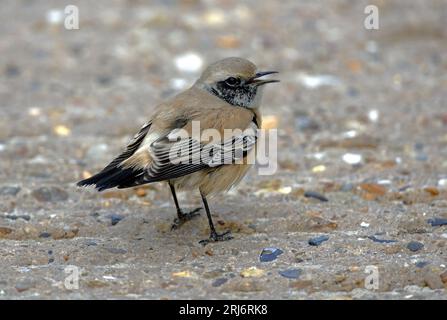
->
247;71;279;86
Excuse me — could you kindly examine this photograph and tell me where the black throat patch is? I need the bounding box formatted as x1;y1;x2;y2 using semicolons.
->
208;81;258;108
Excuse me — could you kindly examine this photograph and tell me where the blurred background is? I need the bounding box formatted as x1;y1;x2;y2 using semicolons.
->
0;0;446;299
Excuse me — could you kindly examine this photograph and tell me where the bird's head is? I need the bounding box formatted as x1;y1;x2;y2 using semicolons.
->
196;57;278;109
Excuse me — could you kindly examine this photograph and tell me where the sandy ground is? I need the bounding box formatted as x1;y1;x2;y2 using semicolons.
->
1;0;447;299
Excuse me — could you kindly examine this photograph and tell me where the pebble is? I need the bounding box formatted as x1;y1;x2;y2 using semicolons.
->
104;247;127;254
368;109;379;122
278;269;302;279
240;267;265;278
440;271;447;284
360;221;370;228
423;272;444;290
0;227;13;237
46;9;63;25
39;232;51;238
368;235;397;244
295;115;320;131
174;53;203;73
5;215;30;221
212;278;228;287
415;261;430;268
5;65;20;77
342;153;363;165
15;280;34;292
32;187;68;202
0;186;21;196
308;235;329;246
297;73;341;89
406;241;424;252
427;218;447;227
109;214;124;226
259;247;283;262
304;191;328;202
340;183;354;192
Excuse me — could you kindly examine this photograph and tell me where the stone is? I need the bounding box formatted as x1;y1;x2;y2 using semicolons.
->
304;191;328;202
406;241;424;252
259;248;283;262
212;278;228;287
32;187;68;202
308;235;329;246
0;186;21;196
278;269;302;279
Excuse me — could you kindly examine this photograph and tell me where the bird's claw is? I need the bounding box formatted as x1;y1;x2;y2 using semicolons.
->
199;230;233;246
171;207;202;230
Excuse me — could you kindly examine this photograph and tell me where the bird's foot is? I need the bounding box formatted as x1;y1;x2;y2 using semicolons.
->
171;207;202;230
199;230;233;246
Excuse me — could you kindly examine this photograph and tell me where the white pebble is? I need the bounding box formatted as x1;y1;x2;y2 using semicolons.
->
28;107;41;117
342;130;357;138
313;152;326;160
438;179;447;187
360;221;370;228
175;53;203;73
46;9;63;25
368;109;379;122
170;78;188;90
296;73;341;89
342;153;362;165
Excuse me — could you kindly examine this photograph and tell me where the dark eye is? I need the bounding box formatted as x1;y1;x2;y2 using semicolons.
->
225;77;240;86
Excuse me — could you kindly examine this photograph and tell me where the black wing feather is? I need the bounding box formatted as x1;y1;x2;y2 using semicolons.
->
77;121;151;190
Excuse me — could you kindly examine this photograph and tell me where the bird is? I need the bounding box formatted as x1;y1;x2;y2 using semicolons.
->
77;57;278;244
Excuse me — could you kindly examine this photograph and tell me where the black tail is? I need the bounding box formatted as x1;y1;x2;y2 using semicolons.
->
77;167;145;191
77;121;152;191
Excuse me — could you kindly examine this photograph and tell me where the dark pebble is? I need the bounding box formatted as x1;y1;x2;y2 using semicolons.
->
48;258;54;264
15;281;33;292
308;235;329;246
48;250;53;255
295;116;320;131
427;218;447;227
5;65;20;77
105;247;127;254
368;235;397;243
340;183;354;192
85;240;98;246
97;75;112;86
415;261;430;268
259;247;283;262
5;215;30;221
415;153;428;161
304;191;328;202
278;269;302;279
212;278;228;287
0;186;21;196
407;241;424;252
39;232;51;238
32;187;68;202
110;214;124;226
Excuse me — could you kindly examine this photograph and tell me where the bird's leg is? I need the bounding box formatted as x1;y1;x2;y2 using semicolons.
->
199;189;233;245
169;182;201;230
